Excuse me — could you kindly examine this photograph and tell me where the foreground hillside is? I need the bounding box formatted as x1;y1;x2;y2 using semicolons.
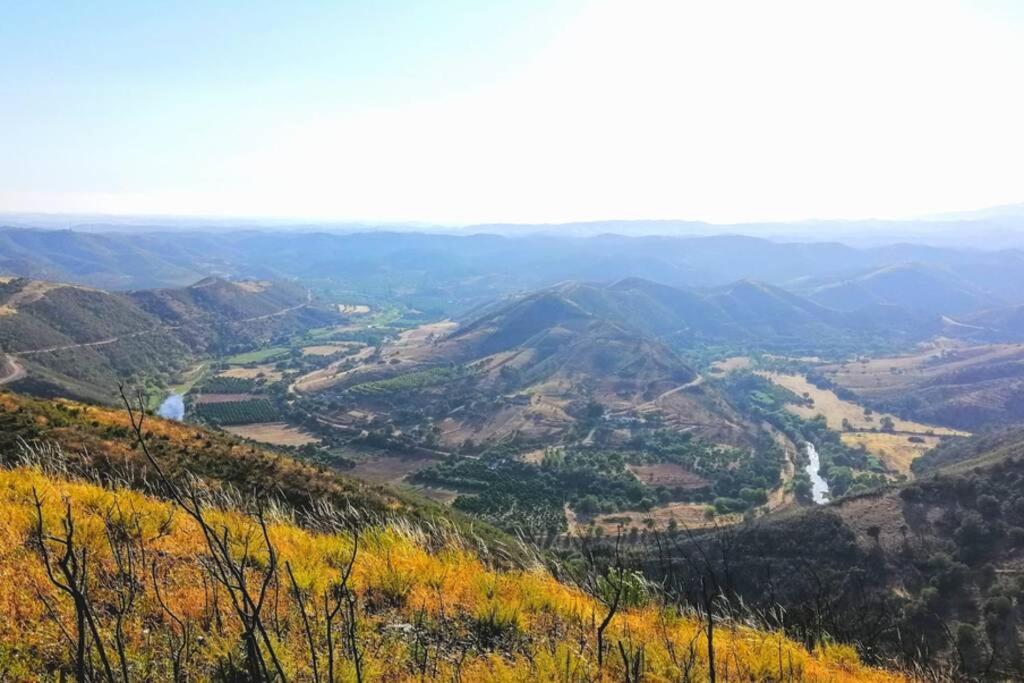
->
0;391;513;544
0;461;901;680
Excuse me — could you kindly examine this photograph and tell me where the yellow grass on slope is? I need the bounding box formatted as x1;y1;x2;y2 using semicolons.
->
760;372;964;436
841;431;942;475
0;466;904;681
223;421;320;446
218;364;284;381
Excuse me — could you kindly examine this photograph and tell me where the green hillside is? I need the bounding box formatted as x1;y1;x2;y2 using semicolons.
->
0;277;338;402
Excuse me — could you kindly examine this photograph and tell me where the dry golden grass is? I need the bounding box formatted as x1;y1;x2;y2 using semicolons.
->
520;448;547;464
840;431;941;476
760;372;963;436
234;280;269;293
708;355;753;374
823;341;1024;400
0;466;905;681
300;343;359;356
222;422;319;446
218;364;283;381
583;502;740;534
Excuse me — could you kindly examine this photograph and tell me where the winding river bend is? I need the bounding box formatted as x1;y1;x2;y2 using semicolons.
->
157;394;185;421
805;442;830;504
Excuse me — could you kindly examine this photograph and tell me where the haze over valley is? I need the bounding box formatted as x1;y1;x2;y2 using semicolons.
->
5;1;1024;680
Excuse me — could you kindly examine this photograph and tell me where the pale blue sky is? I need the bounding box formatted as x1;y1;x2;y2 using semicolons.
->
2;1;1023;224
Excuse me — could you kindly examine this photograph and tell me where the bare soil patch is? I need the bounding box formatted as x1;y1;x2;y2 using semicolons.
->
235;281;269;293
348;454;457;503
301;343;360;356
627;463;707;490
219;365;283;381
223;422;319;446
709;356;753;374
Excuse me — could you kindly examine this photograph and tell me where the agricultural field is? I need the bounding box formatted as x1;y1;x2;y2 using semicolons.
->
197;375;261;393
338;303;371;314
224;346;290;365
192;398;278;425
300;343;360;356
217;364;283;381
345;452;461;502
627;462;708;490
191;392;258;404
222;421;319;446
347;366;468;396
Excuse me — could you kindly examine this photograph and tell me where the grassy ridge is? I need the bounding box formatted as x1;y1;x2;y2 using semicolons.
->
0;464;902;681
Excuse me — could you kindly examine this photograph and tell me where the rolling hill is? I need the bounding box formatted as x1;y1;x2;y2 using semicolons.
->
300;284;751;450
0;276;336;402
472;277;939;354
803;263;1001;316
6;226;1024;319
822;343;1024;431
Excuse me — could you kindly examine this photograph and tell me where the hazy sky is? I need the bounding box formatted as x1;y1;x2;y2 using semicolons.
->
2;0;1022;224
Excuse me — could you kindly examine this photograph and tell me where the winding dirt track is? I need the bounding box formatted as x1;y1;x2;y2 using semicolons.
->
7;293;311;358
0;291;312;389
0;356;26;385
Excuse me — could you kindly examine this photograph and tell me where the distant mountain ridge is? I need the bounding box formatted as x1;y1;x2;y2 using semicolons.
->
477;277;939;354
802;262;1002;316
4;227;1024;315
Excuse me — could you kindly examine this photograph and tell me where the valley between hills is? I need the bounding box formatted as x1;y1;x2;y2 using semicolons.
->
9;5;1024;678
6;228;1024;678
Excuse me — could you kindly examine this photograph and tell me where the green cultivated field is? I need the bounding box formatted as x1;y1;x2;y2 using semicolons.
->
225;347;290;365
193;398;278;425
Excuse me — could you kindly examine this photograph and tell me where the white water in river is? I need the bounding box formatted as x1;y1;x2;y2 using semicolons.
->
805;442;829;504
157;394;185;421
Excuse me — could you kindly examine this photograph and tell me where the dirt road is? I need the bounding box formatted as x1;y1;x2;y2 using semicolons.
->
8;293;312;358
0;356;26;385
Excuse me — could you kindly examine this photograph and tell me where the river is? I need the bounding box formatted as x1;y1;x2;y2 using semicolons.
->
804;442;829;504
157;394;185;421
